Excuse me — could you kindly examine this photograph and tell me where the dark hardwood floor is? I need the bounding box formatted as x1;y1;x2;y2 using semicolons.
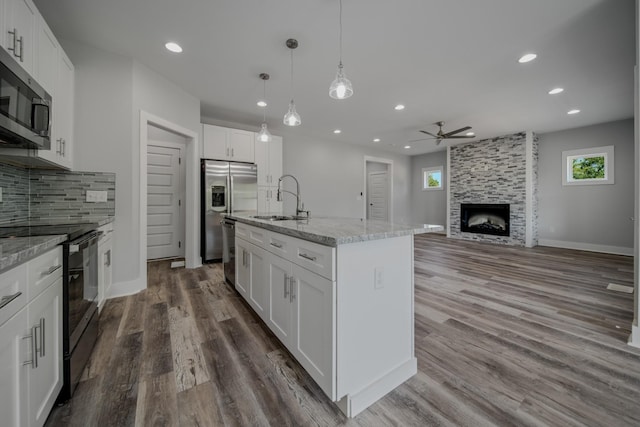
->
47;234;640;426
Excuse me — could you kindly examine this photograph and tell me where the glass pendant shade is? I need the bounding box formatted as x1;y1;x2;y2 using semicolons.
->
257;122;272;142
329;63;353;99
283;100;301;126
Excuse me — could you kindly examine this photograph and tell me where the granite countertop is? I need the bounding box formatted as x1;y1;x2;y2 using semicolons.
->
1;216;114;228
229;213;444;246
0;235;67;274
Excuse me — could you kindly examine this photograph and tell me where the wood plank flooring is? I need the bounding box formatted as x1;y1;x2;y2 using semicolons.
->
47;234;640;426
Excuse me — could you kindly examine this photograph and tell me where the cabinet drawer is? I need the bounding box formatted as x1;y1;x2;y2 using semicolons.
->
247;224;267;248
291;239;335;281
28;246;63;300
98;222;114;242
267;232;291;258
0;263;28;327
236;221;249;239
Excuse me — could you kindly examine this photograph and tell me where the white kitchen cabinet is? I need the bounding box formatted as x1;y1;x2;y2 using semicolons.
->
202;124;255;163
257;187;282;215
255;134;283;186
266;252;293;344
235;238;250;299
26;277;62;427
236;235;269;320
2;0;37;75
34;15;56;94
51;48;74;169
0;246;63;427
98;222;114;310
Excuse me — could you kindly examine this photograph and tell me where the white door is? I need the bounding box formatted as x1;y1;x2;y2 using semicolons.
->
367;171;389;221
147;143;184;260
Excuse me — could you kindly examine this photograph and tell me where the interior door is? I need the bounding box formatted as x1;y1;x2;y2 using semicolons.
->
367;171;389;221
147;144;183;260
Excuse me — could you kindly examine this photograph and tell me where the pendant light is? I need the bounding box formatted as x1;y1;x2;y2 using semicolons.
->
283;38;301;126
329;0;353;100
257;73;272;142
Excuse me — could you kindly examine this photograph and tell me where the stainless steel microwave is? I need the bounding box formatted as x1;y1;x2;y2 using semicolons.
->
0;47;51;150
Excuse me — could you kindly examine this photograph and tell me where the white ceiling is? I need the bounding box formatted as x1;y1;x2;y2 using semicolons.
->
33;0;635;155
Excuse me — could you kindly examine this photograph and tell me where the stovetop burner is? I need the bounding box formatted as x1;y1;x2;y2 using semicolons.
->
0;223;98;240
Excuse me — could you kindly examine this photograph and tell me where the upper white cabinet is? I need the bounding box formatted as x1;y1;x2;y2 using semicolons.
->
1;0;37;75
52;48;74;169
255;135;283;186
202;124;255;163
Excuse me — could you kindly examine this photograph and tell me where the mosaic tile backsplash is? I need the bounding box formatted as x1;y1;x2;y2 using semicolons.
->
0;163;115;224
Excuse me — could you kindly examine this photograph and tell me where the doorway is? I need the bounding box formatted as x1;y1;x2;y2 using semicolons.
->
364;156;393;222
146;126;186;260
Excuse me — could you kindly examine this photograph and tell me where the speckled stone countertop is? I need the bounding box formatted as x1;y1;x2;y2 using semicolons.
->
0;235;67;274
228;214;444;247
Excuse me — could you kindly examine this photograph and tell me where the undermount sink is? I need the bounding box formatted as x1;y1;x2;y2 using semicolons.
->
251;215;307;221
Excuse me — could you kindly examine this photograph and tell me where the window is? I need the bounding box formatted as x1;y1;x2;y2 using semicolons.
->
562;145;614;186
422;166;443;190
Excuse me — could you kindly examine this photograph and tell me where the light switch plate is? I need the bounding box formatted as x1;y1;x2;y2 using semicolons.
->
86;190;108;203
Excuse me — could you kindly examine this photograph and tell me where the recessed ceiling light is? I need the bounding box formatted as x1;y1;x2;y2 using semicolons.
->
567;109;580;115
548;87;564;95
404;145;411;149
257;100;267;107
333;129;341;134
466;132;475;136
373;138;381;142
394;104;405;111
165;42;183;53
518;53;537;63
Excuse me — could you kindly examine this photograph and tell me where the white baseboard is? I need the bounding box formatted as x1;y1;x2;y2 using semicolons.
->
538;239;633;256
629;325;640;349
107;277;145;299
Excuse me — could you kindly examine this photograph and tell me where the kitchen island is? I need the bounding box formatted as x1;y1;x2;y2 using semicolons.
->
228;214;443;417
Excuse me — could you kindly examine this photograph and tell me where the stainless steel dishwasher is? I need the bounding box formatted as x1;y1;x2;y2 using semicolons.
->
221;218;236;286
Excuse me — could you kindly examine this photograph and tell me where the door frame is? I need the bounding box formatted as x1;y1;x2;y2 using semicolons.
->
363;156;393;223
146;139;186;260
139;111;200;288
367;170;390;221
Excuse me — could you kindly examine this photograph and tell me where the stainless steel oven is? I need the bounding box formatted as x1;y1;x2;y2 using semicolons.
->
60;230;101;401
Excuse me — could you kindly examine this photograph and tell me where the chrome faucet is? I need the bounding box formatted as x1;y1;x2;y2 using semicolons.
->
276;174;309;218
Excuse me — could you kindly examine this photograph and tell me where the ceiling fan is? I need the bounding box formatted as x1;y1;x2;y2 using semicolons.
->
412;121;474;145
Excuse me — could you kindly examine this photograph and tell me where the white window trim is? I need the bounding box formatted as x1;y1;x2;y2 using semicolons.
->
422;166;444;191
562;145;614;186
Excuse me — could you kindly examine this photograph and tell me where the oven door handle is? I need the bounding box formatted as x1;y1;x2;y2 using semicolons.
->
69;231;102;253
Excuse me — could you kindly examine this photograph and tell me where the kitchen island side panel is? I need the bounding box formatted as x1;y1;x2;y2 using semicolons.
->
336;234;415;405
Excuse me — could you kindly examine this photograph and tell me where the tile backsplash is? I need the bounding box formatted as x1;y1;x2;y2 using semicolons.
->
0;163;116;224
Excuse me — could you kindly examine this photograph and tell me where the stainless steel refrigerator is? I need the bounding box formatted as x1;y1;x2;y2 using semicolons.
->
201;159;257;262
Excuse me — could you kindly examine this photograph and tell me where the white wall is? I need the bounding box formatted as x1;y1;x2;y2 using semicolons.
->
281;135;412;223
65;40;200;294
538;119;634;254
410;151;447;225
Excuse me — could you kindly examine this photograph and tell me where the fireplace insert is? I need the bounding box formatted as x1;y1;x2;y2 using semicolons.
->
460;203;510;236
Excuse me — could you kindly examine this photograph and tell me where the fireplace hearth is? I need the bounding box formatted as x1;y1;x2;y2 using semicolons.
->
460;203;510;236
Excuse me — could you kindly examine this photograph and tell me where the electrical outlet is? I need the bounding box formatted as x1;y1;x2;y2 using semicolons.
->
0;187;3;202
374;267;384;289
86;190;108;203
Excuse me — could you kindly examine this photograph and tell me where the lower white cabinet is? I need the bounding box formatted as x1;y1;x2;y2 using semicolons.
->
97;222;114;310
0;246;63;427
236;228;336;398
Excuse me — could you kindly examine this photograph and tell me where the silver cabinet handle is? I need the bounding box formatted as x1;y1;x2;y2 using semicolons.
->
299;253;317;262
284;274;289;299
226;147;229;157
0;292;21;310
7;28;17;57
231;148;234;157
43;264;62;276
105;250;111;267
56;138;62;155
17;35;23;62
289;276;296;302
61;139;66;157
23;325;38;369
39;318;45;357
270;242;283;249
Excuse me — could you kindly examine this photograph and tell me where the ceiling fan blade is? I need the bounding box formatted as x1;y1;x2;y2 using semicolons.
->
409;137;432;142
435;139;442;146
419;130;439;138
445;135;475;139
443;126;472;137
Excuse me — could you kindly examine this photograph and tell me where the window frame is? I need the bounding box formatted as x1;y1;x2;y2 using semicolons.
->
422;166;444;191
562;145;614;186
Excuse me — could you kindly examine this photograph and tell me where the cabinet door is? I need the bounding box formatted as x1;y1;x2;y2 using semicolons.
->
291;265;335;399
202;124;229;160
27;278;63;427
35;16;57;94
247;244;267;320
5;0;37;74
228;129;254;163
235;238;250;299
254;134;269;186
267;253;292;345
269;136;283;184
55;49;74;169
98;238;113;310
257;187;269;214
0;307;28;427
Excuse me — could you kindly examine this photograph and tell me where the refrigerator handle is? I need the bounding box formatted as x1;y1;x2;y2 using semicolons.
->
228;174;234;214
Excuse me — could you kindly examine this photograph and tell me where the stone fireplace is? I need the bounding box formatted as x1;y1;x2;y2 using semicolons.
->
449;131;538;247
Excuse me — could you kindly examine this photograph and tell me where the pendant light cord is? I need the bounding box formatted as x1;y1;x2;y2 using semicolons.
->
263;79;267;122
339;0;343;65
290;49;294;101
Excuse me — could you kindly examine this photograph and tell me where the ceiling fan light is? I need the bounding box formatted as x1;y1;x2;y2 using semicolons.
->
283;100;301;126
258;122;272;142
329;64;353;99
